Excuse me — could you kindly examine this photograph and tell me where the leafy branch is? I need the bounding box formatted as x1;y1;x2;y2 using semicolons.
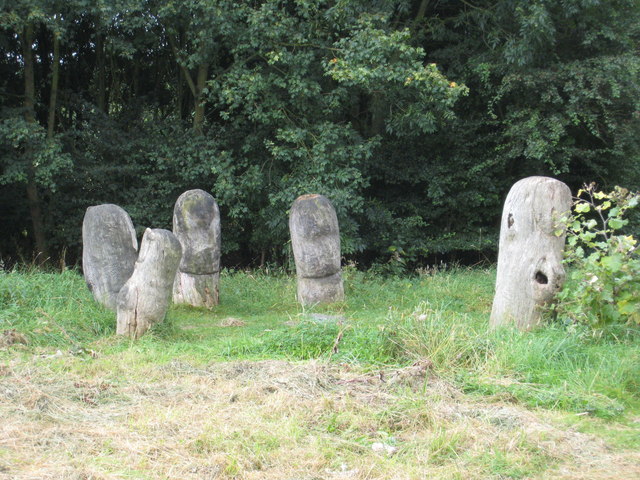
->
552;183;640;328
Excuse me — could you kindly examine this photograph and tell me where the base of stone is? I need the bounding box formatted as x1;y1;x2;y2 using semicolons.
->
173;271;220;308
297;272;344;305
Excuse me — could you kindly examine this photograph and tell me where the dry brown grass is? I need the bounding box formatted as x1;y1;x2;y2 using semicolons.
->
218;318;247;328
1;354;638;480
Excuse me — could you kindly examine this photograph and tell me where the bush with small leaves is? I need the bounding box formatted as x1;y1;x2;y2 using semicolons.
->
552;183;640;327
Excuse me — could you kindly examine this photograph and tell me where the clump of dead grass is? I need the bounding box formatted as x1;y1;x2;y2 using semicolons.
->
0;329;28;347
218;318;246;328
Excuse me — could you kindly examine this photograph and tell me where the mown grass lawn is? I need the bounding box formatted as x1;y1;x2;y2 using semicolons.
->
0;267;639;479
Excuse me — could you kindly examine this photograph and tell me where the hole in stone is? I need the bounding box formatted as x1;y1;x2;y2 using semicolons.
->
508;213;514;228
535;271;548;284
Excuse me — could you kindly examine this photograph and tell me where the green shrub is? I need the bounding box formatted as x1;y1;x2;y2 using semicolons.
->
552;183;640;328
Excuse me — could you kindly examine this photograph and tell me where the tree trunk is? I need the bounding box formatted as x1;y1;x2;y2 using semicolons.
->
490;176;572;330
167;33;207;132
412;0;430;29
96;32;106;112
369;93;386;137
22;24;50;263
133;59;140;98
47;30;60;139
193;62;208;133
25;182;48;263
109;55;120;108
117;229;182;339
176;64;184;119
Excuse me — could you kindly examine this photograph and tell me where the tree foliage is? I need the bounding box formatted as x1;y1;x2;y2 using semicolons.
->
0;0;638;269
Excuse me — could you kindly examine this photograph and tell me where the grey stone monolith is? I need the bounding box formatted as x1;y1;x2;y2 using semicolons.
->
82;204;138;310
289;194;344;305
116;228;182;339
490;176;572;330
172;189;221;307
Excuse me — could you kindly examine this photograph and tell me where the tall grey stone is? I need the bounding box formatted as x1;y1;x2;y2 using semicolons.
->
490;176;572;330
289;194;344;305
172;189;221;307
117;228;182;339
82;204;138;310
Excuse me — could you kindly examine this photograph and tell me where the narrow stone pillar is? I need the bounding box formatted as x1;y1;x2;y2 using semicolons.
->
116;228;182;339
172;189;221;307
82;204;138;310
490;176;572;330
289;194;344;305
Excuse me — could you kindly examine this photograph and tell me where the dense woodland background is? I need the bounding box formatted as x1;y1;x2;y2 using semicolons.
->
1;0;638;270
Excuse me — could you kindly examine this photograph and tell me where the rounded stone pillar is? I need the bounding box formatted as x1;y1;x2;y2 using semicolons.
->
172;189;221;308
289;194;344;305
82;204;138;310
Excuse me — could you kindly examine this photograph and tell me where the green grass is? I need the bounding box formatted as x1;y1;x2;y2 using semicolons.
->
1;266;638;419
2;266;640;479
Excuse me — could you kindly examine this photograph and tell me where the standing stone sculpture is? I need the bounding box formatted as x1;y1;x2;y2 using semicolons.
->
82;204;138;310
172;189;221;307
117;228;182;339
490;176;572;330
289;194;344;305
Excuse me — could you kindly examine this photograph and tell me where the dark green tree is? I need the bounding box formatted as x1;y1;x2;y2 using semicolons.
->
0;0;637;270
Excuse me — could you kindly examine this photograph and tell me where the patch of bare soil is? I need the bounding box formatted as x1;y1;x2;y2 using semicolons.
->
0;357;637;479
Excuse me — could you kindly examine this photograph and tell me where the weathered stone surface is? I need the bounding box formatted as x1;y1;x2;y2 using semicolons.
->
116;228;182;339
172;189;221;307
289;194;344;305
173;189;221;274
82;204;138;310
490;176;572;330
173;271;219;308
297;273;344;305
